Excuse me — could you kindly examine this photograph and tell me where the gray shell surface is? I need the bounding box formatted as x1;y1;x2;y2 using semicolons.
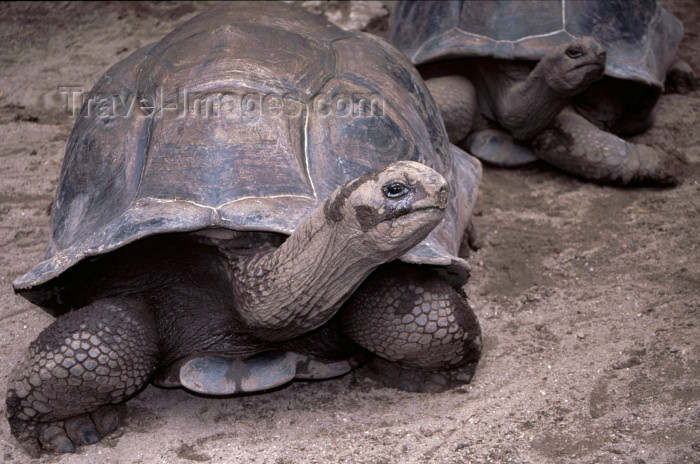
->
15;2;481;311
391;0;684;89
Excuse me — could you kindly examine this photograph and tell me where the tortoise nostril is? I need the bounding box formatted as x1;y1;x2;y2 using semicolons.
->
437;185;448;206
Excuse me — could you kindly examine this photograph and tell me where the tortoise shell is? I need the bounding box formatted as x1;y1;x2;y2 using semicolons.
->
14;2;481;311
391;0;684;89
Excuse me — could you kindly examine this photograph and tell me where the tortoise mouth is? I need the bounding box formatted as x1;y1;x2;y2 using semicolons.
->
412;204;445;214
572;61;605;72
385;203;444;223
398;204;445;221
391;205;445;230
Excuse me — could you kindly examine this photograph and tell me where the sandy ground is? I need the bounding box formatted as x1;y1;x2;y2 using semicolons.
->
0;2;698;463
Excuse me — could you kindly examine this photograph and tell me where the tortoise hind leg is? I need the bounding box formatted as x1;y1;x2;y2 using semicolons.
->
339;265;481;393
426;75;537;166
6;297;158;456
424;75;477;144
665;59;698;95
532;106;682;185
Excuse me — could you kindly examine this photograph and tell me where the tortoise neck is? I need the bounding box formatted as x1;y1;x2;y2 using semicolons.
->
228;208;380;341
489;61;572;141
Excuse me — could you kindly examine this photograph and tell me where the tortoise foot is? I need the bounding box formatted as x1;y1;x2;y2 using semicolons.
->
8;404;125;457
630;143;684;186
360;357;478;393
533;106;683;185
665;59;699;95
5;297;157;456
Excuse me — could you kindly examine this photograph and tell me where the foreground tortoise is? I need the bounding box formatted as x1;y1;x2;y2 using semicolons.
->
6;2;483;456
390;0;698;185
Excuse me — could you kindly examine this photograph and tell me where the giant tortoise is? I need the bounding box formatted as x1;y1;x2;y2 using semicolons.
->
390;0;698;184
6;2;482;456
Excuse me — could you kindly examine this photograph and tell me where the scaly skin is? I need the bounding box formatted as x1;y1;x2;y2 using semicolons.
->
341;264;481;390
228;161;449;340
6;161;467;455
425;41;690;185
425;76;538;166
424;37;606;148
531;106;683;185
6;298;158;456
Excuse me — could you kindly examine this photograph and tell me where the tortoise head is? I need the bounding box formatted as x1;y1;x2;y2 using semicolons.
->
325;161;448;255
541;37;607;96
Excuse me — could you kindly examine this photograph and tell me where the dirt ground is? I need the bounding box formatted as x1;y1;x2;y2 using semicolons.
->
0;2;698;463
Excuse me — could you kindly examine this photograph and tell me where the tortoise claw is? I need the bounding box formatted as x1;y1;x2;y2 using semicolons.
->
38;424;75;454
65;415;101;445
91;403;125;436
10;403;125;455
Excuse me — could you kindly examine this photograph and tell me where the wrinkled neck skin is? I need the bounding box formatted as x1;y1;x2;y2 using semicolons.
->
482;60;571;141
227;207;387;342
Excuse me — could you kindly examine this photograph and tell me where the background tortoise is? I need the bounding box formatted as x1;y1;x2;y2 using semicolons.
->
390;0;698;184
6;2;482;456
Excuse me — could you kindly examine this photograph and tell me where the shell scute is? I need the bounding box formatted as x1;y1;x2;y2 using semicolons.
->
15;3;482;309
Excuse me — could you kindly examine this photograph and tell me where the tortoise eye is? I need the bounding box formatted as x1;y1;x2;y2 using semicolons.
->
566;46;584;59
383;182;410;199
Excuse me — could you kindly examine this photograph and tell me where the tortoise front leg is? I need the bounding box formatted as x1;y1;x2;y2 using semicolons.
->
339;265;481;392
531;106;682;185
6;297;158;456
428;74;539;166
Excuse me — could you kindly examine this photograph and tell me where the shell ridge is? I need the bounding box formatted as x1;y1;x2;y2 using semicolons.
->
16;2;477;311
302;103;317;199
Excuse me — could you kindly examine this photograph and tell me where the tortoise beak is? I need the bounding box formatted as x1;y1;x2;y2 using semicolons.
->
437;185;448;209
